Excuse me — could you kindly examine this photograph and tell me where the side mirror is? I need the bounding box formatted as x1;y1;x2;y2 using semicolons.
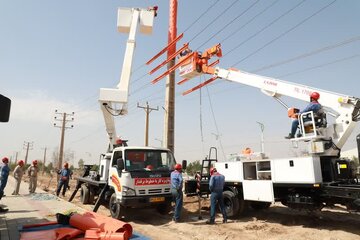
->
117;158;124;171
182;160;187;170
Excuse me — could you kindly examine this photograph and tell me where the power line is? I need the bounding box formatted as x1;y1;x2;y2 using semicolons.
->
205;85;226;160
224;0;307;58
276;54;360;78
196;0;261;50
181;0;221;33
189;0;239;43
232;0;337;66
221;0;279;44
252;35;360;73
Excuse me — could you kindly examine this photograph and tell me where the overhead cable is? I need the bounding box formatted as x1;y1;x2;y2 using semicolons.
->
196;0;261;50
232;0;337;66
224;0;307;58
251;35;360;73
188;0;239;43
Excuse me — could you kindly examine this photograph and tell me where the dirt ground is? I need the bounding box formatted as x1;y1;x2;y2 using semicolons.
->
31;173;360;240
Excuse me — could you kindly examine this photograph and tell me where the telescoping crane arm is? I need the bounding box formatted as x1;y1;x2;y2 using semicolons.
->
212;67;360;151
99;7;157;152
180;45;360;155
148;42;360;156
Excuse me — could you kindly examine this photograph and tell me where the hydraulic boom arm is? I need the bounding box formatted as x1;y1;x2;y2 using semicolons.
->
99;7;157;151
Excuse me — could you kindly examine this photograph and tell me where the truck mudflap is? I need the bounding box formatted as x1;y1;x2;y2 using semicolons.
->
120;194;172;208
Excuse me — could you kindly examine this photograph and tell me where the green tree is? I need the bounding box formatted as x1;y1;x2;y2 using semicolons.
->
185;160;202;176
91;164;99;172
78;159;84;170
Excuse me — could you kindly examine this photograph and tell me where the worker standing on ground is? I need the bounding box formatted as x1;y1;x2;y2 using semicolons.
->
206;167;227;224
56;162;72;197
170;163;183;223
285;92;323;139
12;160;25;195
0;157;10;212
27;160;38;194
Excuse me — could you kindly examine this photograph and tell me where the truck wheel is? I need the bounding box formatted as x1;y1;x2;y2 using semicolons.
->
80;185;90;204
250;202;271;210
109;193;122;219
88;189;95;204
156;202;172;215
223;190;239;217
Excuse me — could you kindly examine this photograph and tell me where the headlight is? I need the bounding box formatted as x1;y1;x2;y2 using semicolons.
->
122;186;136;196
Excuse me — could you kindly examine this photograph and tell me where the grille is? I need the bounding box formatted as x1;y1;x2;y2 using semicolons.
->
137;188;168;195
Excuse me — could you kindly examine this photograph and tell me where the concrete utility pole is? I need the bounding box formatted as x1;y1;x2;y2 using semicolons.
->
256;121;265;153
163;0;178;153
23;141;34;165
137;102;158;146
42;147;47;173
54;110;74;171
13;151;18;164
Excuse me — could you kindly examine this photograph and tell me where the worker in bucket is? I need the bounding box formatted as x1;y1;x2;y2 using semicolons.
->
206;167;227;224
12;160;25;195
285;91;323;139
0;157;10;212
56;162;72;197
27;160;39;194
170;163;183;223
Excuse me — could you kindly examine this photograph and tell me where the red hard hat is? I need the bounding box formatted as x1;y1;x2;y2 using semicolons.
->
18;160;25;166
32;160;38;165
310;92;320;100
64;162;69;168
2;157;9;164
174;163;182;170
210;167;217;176
146;165;153;170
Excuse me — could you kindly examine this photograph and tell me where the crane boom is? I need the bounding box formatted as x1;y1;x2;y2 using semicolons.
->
149;43;360;157
213;67;360;153
99;7;157;151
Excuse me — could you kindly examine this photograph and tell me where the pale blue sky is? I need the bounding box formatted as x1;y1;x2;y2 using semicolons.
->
1;0;359;165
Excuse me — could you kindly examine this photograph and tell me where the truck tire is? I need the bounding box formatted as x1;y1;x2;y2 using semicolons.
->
250;202;271;210
88;188;95;204
223;190;239;218
80;185;90;204
156;202;172;215
109;193;122;219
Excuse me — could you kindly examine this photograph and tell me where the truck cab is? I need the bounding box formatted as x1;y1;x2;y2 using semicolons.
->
105;146;176;218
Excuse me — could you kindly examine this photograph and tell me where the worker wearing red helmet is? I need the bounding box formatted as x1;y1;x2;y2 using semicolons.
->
285;91;323;139
56;162;72;197
27;160;39;194
170;163;183;222
206;167;227;224
12;160;25;195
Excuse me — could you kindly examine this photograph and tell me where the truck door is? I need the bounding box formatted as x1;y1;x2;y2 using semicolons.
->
108;150;124;198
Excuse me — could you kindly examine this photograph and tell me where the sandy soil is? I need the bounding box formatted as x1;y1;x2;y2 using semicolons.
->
32;173;360;240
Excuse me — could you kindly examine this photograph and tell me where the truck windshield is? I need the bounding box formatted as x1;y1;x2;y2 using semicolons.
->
124;149;176;172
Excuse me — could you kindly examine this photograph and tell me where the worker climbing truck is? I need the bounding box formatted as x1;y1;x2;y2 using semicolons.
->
69;6;178;219
148;41;360;217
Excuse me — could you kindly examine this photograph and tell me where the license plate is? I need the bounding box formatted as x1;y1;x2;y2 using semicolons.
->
150;197;165;203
